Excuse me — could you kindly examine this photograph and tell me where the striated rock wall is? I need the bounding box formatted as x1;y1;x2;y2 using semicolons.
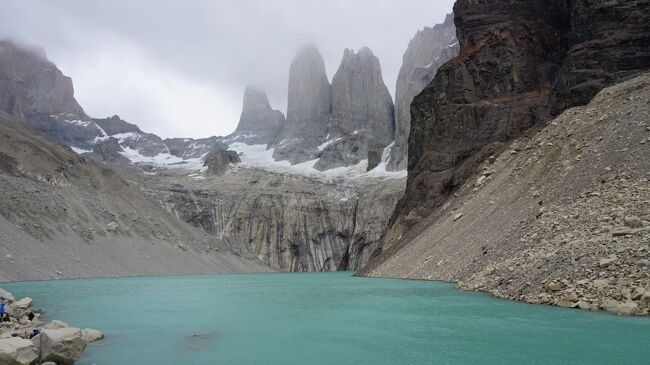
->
143;170;405;272
386;0;650;243
387;14;458;171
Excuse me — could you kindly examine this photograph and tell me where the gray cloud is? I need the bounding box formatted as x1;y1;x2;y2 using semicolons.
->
0;0;454;138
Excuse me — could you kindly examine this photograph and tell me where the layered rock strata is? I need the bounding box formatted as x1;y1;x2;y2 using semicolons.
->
388;0;650;242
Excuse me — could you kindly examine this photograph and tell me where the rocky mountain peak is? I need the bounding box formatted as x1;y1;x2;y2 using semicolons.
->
231;86;285;145
272;46;332;164
314;47;394;171
0;40;87;121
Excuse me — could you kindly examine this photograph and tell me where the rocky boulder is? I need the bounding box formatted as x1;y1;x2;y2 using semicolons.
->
273;46;332;164
387;14;458;171
204;148;241;176
36;328;87;365
0;337;38;365
12;298;32;310
229;87;285;145
81;328;104;343
0;288;14;302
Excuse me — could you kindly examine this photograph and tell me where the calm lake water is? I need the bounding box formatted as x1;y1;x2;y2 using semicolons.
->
3;272;649;365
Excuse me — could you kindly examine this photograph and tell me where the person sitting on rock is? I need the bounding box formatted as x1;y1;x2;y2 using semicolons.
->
29;328;40;339
0;301;5;321
27;312;35;321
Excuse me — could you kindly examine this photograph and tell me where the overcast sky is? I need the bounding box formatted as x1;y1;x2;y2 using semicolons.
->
0;0;455;138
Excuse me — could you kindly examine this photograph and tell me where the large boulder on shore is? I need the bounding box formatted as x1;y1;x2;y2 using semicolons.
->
35;328;87;365
0;288;15;302
13;298;33;310
0;337;39;365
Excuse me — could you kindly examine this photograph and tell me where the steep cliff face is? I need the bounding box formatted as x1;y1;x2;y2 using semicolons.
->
552;0;650;112
315;48;394;171
273;46;332;164
0;40;87;121
141;169;404;272
387;14;458;171
229;87;285;145
386;0;650;242
361;72;650;316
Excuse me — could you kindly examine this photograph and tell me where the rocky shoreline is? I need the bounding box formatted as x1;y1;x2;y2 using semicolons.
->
0;287;102;365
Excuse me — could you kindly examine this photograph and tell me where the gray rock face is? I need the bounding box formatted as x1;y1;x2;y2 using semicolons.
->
273;46;332;164
93;115;140;136
316;48;394;170
37;328;87;365
329;47;394;144
147;169;405;272
164;136;226;160
313;134;384;171
25;114;105;150
0;40;87;121
229;87;284;145
203;148;240;176
0;337;38;365
386;14;458;171
90;137;128;163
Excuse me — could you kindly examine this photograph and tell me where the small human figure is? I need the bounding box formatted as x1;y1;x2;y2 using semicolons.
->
0;301;5;322
27;312;35;321
29;329;40;339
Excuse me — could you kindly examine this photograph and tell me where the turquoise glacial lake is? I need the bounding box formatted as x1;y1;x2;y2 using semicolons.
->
3;272;649;364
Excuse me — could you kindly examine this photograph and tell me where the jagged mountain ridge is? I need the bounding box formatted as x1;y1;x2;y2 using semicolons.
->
0;39;410;275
